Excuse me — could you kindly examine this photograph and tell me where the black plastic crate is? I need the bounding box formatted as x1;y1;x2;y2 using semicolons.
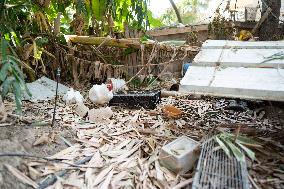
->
109;90;161;109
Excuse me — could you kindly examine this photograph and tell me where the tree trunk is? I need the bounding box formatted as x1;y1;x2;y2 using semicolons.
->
169;0;183;24
259;0;281;40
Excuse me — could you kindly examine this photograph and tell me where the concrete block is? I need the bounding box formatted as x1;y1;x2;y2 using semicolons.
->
75;103;89;117
159;136;200;174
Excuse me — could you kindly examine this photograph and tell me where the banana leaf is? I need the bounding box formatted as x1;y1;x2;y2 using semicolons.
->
236;142;256;161
226;133;262;148
214;135;231;158
222;136;245;162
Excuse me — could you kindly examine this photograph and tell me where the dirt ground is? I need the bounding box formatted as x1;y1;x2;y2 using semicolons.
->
0;95;283;189
0;112;76;189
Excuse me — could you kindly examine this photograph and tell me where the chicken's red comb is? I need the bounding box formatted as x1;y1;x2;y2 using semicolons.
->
106;83;113;91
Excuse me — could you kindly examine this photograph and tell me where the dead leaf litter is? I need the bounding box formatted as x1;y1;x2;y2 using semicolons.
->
1;92;283;189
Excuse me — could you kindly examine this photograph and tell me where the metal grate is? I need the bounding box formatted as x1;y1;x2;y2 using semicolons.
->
192;136;250;189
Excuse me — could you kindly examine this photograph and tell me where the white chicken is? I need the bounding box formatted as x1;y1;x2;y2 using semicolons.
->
89;84;113;105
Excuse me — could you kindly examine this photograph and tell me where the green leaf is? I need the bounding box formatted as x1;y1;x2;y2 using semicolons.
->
140;35;150;42
35;37;48;47
10;31;20;46
226;133;261;147
236;142;256;161
91;0;107;21
1;76;14;97
214;136;231;158
222;137;245;162
0;62;10;81
10;60;25;79
4;33;10;41
12;80;22;114
1;38;8;62
147;10;163;28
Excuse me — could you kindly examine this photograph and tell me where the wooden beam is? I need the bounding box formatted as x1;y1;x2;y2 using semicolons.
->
146;24;208;37
67;36;141;48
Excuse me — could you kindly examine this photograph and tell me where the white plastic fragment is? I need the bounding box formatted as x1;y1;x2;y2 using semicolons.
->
159;136;200;174
63;88;84;104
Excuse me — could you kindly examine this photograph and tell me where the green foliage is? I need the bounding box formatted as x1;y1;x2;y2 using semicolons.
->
160;0;209;26
139;34;152;42
0;0;153;112
74;0;150;31
112;0;149;30
129;75;158;90
0;38;30;113
208;10;233;40
147;10;164;28
91;0;107;21
214;132;261;162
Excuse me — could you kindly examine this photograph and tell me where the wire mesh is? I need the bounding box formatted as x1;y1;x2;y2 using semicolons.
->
192;136;250;189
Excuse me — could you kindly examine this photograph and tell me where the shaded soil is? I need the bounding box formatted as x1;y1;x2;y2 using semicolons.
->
0;124;76;189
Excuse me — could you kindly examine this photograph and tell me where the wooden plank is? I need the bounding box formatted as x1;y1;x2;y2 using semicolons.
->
180;66;284;101
202;40;284;49
193;49;284;68
130;29;137;76
146;24;208;37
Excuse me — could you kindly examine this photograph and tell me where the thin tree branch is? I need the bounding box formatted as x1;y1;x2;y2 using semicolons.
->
169;0;183;24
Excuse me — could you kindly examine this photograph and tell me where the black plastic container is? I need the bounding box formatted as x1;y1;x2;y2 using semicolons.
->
109;90;161;109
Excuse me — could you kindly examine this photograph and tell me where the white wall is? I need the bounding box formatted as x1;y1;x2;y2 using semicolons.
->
205;0;284;23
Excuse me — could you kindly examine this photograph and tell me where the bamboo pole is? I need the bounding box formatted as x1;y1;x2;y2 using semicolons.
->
66;35;199;52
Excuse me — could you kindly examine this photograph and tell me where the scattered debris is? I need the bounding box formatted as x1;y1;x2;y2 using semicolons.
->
239;30;254;41
160;136;200;174
33;132;55;146
0;96;7;122
1;85;283;189
163;105;183;119
4;164;38;188
88;107;113;122
226;100;248;111
161;90;184;98
63;88;84;104
89;84;113;105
